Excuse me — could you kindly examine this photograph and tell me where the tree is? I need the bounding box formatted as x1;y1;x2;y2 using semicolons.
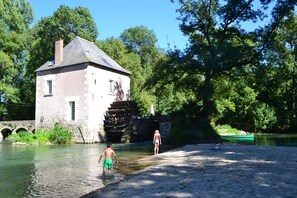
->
120;26;166;114
146;48;202;116
168;0;296;127
254;13;297;131
120;25;158;70
212;71;277;132
0;0;33;120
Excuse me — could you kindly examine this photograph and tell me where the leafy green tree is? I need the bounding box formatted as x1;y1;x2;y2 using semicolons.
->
146;50;201;116
167;0;296;128
120;26;166;114
213;72;277;132
0;0;33;120
254;13;297;131
276;15;297;130
120;25;158;71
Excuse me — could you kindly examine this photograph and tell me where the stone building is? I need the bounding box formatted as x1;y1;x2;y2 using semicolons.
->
35;36;131;143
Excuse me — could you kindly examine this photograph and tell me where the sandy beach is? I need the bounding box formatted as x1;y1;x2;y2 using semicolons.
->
84;144;297;198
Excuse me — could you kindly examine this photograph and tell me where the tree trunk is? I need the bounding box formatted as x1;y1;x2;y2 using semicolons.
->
291;65;297;129
202;70;212;122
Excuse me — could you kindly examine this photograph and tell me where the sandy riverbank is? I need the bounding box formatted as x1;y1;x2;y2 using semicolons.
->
83;144;297;198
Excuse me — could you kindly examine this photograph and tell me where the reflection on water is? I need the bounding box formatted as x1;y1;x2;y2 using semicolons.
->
221;134;297;147
255;134;297;147
0;141;155;197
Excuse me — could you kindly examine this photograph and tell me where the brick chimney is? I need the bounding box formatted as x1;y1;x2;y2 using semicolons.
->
55;38;63;65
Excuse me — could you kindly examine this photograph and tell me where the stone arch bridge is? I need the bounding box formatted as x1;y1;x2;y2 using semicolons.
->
0;120;35;140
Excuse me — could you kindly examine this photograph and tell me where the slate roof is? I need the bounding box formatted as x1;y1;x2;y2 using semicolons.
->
35;36;131;75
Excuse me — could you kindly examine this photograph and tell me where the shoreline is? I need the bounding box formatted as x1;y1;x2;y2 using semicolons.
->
82;144;297;198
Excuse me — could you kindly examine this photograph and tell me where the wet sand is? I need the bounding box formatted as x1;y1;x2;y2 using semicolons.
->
83;144;297;198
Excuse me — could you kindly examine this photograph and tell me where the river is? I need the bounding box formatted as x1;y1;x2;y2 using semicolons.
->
2;134;296;197
0;141;155;197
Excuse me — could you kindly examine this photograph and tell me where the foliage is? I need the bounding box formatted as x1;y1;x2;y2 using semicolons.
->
7;131;34;143
6;125;72;144
162;0;297;133
120;26;164;115
252;103;277;132
254;13;297;131
0;0;33;119
171;0;263;121
215;125;241;135
48;124;73;144
120;25;158;69
7;130;50;144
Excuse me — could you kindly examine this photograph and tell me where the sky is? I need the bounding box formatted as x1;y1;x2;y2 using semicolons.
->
29;0;189;50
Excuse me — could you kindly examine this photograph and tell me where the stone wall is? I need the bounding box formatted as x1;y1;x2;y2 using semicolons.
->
0;120;35;140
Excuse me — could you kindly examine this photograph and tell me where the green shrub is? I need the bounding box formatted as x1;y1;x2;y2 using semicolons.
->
48;124;72;144
7;131;36;144
6;126;73;145
215;124;241;135
34;130;51;144
18;131;35;143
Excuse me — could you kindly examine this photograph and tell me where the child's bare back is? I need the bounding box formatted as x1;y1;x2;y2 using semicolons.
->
103;147;116;159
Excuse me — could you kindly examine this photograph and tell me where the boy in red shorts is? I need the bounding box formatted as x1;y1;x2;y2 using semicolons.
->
98;142;118;177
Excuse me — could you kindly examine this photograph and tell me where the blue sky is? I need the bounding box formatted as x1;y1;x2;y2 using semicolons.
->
29;0;189;50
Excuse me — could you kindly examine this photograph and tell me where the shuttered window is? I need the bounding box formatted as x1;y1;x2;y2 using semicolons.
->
47;80;52;94
69;101;75;121
109;80;114;93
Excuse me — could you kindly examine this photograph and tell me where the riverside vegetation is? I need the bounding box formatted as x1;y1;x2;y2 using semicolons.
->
7;124;72;145
6;123;241;146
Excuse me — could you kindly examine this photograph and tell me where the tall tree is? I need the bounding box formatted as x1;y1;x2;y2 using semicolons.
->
120;26;165;114
0;0;33;120
255;13;297;131
168;0;296;127
120;25;158;70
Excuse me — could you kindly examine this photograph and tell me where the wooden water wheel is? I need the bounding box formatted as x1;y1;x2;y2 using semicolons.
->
104;101;140;141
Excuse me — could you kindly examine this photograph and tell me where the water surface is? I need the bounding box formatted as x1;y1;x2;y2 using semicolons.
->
0;141;154;197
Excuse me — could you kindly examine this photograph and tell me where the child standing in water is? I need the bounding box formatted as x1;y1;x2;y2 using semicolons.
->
98;142;118;177
153;130;162;155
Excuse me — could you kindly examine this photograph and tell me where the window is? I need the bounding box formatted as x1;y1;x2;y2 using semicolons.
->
109;80;114;94
47;80;52;95
69;101;75;121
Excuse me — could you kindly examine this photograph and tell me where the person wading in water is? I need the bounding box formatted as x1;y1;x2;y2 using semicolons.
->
98;142;118;177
